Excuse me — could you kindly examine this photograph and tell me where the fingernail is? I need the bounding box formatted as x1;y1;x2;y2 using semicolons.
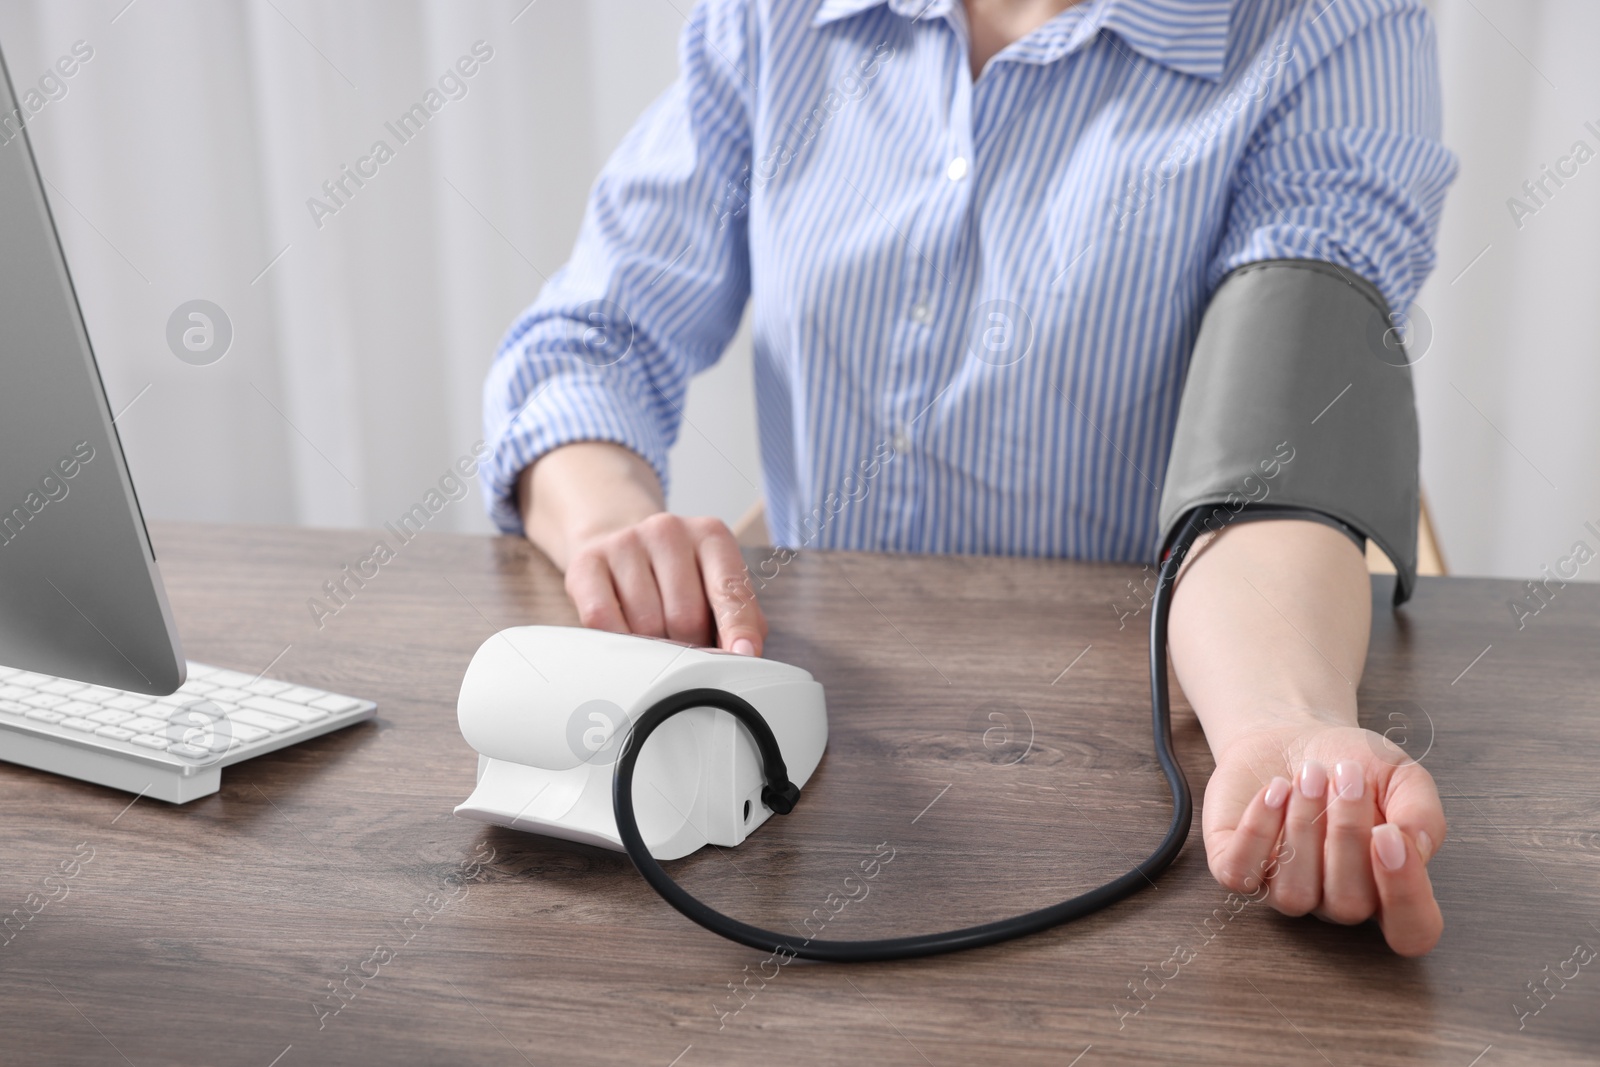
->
1418;830;1434;861
1373;823;1406;871
1297;760;1327;800
1334;760;1364;801
732;638;755;656
1263;776;1291;809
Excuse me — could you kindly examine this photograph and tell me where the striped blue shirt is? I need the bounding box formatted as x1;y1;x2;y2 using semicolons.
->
483;0;1455;562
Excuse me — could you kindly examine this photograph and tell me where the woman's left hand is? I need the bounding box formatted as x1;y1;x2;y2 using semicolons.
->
1201;720;1447;956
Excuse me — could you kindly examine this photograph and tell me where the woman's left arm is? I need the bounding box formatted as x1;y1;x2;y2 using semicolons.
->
1168;517;1447;956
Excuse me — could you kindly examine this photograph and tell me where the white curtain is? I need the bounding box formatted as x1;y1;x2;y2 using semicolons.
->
4;0;1594;580
1415;0;1600;579
0;0;760;536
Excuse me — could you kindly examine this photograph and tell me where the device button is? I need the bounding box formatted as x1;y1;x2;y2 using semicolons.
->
207;687;252;704
106;695;153;713
0;684;31;700
309;694;362;714
0;700;29;716
130;734;171;751
228;708;297;733
23;693;67;710
26;709;66;724
205;669;257;688
275;686;325;705
244;678;293;697
241;696;327;723
89;709;135;725
39;679;86;696
166;742;210;759
60;716;100;732
94;724;135;740
58;701;101;718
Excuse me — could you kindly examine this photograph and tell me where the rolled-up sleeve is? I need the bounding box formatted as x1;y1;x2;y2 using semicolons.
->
1208;2;1458;313
482;0;755;534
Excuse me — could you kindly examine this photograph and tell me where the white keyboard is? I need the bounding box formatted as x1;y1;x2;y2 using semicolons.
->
0;661;376;803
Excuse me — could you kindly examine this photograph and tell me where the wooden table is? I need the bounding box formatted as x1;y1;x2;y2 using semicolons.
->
1;522;1595;1066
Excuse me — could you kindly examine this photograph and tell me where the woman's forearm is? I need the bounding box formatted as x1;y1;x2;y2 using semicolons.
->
1168;519;1372;758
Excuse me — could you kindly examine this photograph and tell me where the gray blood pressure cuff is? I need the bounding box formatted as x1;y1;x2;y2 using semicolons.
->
1157;259;1420;605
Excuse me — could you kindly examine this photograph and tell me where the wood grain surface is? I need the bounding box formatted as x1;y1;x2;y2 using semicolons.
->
0;521;1596;1066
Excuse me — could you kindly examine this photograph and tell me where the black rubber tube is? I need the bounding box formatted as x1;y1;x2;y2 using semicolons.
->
611;508;1213;962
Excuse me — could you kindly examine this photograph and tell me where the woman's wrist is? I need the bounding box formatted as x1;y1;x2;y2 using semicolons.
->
519;442;665;569
1202;700;1358;763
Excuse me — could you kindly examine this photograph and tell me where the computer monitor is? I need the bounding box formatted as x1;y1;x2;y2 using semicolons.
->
0;41;184;695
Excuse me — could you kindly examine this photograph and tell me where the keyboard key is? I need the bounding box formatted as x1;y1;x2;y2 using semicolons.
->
245;678;292;696
12;672;55;687
94;725;136;741
156;701;233;726
0;666;19;679
140;705;181;723
206;669;257;688
89;709;135;725
0;700;29;715
40;679;86;696
124;716;169;735
276;686;325;704
181;679;216;693
309;693;363;714
58;701;102;717
160;699;228;722
228;708;297;733
26;709;66;723
208;687;251;704
130;734;171;751
107;695;154;712
185;663;217;679
166;742;210;759
240;696;327;724
23;693;66;710
179;730;235;754
61;717;101;732
225;722;270;744
0;685;30;700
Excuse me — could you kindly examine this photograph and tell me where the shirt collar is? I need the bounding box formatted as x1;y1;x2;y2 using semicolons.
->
812;0;1235;83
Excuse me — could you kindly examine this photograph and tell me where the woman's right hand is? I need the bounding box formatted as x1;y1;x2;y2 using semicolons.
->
565;512;766;654
518;442;767;655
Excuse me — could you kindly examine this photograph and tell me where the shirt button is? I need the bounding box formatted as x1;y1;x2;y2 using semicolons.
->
892;425;912;453
946;156;969;182
910;301;932;324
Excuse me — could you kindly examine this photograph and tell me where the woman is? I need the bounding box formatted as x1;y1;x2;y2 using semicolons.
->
483;0;1456;955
